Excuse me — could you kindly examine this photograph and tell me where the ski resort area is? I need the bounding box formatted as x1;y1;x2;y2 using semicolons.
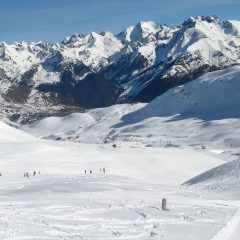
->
0;65;239;239
0;121;239;240
0;0;240;238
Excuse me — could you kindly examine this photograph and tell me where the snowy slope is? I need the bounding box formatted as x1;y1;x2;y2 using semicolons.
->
229;20;240;33
2;61;240;237
0;121;239;239
0;128;223;185
22;66;240;152
0;121;33;143
1;15;240;240
156;16;240;65
117;16;240;102
141;65;240;116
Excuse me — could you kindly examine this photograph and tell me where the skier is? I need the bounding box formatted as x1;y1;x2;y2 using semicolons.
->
90;170;92;174
103;167;106;174
33;171;36;176
84;170;87;174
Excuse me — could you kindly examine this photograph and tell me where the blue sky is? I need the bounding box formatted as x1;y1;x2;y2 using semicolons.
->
0;0;239;42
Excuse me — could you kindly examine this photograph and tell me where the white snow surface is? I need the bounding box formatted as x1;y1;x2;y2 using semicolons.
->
0;16;240;239
7;65;239;239
143;66;240;115
22;66;240;150
1;118;239;240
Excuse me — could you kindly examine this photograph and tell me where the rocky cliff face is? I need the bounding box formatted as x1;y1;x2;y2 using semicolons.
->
0;16;240;123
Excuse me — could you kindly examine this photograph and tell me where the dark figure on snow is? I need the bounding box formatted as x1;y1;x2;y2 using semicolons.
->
103;167;106;174
162;198;167;211
85;170;87;174
90;170;92;174
33;171;36;176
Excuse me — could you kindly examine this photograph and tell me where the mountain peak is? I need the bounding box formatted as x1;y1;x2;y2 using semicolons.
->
136;21;159;29
132;21;160;37
195;15;220;23
62;34;86;45
117;21;162;43
182;15;221;28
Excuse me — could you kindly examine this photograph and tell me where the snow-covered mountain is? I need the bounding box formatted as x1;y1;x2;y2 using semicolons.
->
22;66;240;152
1;16;240;123
139;66;240;117
1;17;240;238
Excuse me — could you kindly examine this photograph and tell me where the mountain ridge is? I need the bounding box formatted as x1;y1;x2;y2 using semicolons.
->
0;15;240;123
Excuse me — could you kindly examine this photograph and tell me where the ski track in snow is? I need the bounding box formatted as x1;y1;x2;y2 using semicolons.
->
0;174;238;240
211;209;240;240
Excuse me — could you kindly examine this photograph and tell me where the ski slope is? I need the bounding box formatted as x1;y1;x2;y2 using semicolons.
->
15;66;240;239
0;65;239;238
1;120;239;239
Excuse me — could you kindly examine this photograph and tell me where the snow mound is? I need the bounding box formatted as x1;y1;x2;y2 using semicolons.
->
183;159;240;199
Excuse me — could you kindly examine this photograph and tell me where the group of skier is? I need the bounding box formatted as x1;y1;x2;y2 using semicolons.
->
84;167;106;174
0;168;105;178
0;167;106;178
24;171;40;178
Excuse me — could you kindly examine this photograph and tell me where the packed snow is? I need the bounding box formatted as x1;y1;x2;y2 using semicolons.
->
0;119;239;240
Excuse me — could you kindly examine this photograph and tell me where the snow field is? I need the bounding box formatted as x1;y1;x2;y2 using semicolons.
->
0;121;239;239
2;65;240;238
